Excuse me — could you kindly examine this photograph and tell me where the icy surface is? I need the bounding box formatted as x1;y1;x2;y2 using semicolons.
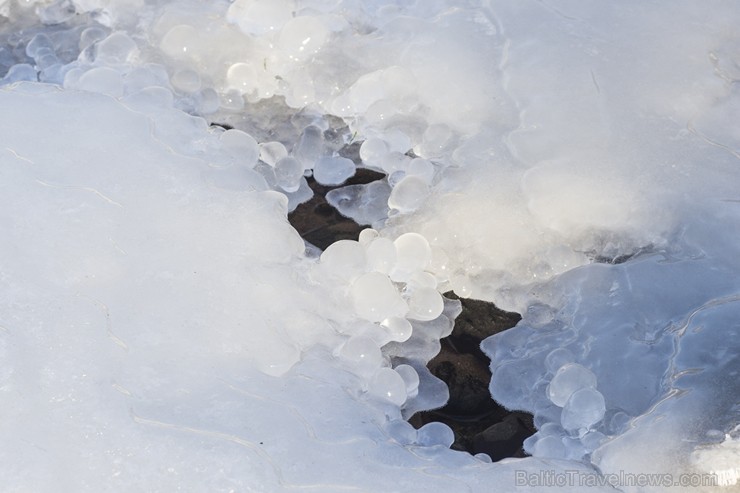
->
1;0;739;491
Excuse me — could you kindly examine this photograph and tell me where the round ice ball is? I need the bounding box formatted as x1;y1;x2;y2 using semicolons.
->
406;287;444;321
313;156;355;185
388;175;430;213
220;89;244;111
418;123;453;158
547;363;597;407
358;228;379;246
581;431;606;452
338;336;382;375
79;27;108;51
561;387;606;432
380;317;412;342
379;152;410;175
259;141;288;167
388;170;406;188
391;232;431;281
532;435;566;459
366;237;397;275
293;125;324;168
450;272;473;298
368;368;407;406
359;138;388;166
274;156;304;192
407;158;435;183
278;16;330;61
2;64;37;84
407;271;437;289
384;419;417;446
76;67;124;98
380;128;412;155
545;348;575;374
475;453;493;463
95;32;137;64
160;25;200;60
171;69;201;93
227;0;293;35
25;33;53;59
428;247;451;282
394;364;420;398
226;62;258;95
320;240;367;281
416;422;455;448
350;272;407;323
220;129;259;168
197;88;220;114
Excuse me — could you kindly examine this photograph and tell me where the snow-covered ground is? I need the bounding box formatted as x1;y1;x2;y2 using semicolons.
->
1;0;738;491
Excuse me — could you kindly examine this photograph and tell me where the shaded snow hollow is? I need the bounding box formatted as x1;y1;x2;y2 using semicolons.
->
1;0;739;492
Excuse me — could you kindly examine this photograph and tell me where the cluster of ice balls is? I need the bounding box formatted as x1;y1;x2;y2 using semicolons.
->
1;0;459;220
316;230;446;404
522;349;609;461
0;0;463;447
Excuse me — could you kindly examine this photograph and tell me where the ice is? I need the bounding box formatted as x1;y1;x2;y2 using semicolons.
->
293;124;324;168
350;272;407;322
561;388;606;433
159;24;200;60
388;174;429;213
170;68;200;93
74;66;123;97
94;31;136;64
406;287;444;322
326;180;391;226
273;155;303;192
338;336;383;376
384;419;418;446
531;435;566;459
227;0;294;35
312;156;355;185
417;123;454;158
368;367;407;406
359;137;389;166
365;236;396;274
357;227;378;245
25;32;53;58
196;87;220;114
1;62;36;83
1;0;738;491
319;239;366;281
218;88;244;111
225;62;258;96
394;364;420;398
258;141;288;166
547;363;598;407
219;128;259;168
407;271;437;289
380;316;412;342
37;0;76;24
406;157;434;183
278;16;329;61
544;347;575;374
391;232;431;282
416;422;455;448
79;26;108;50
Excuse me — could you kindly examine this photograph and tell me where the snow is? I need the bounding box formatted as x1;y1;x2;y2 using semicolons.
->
1;0;738;491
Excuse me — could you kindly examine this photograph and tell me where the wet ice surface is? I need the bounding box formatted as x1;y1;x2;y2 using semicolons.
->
1;0;739;491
